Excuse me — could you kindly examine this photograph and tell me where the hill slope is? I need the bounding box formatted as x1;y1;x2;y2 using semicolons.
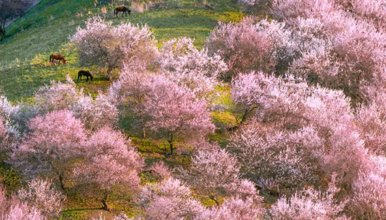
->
0;0;242;103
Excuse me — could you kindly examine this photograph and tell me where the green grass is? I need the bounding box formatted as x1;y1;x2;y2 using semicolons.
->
0;0;242;218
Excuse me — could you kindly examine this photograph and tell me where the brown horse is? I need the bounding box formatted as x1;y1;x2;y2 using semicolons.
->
49;54;66;65
114;6;131;17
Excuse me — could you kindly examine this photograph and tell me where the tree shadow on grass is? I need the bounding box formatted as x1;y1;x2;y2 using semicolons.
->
61;207;104;212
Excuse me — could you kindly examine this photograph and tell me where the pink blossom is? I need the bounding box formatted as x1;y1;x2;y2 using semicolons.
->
206;18;275;79
10;110;86;189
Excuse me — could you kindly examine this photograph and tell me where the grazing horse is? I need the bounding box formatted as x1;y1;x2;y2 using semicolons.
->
49;54;66;65
78;70;94;82
114;6;131;17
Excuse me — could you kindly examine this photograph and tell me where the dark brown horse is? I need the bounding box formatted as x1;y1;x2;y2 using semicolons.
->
114;6;131;17
78;70;94;82
49;54;66;65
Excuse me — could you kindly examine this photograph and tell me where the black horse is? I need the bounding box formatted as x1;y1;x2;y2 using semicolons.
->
78;70;94;82
114;6;131;17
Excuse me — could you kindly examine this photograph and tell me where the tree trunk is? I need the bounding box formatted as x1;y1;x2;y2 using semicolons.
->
107;66;113;81
227;106;256;131
168;133;174;155
209;195;220;206
142;118;146;138
0;29;4;41
239;106;258;126
101;190;111;211
50;161;65;191
0;22;5;41
58;173;65;191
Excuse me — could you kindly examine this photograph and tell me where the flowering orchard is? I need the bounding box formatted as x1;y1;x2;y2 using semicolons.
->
1;1;386;218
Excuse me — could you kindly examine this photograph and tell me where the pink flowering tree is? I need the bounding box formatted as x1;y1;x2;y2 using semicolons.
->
72;93;118;131
270;0;336;25
108;67;152;137
230;72;368;195
345;155;386;219
0;95;20;138
199;196;264;220
159;37;227;97
264;1;386;107
0;116;16;160
269;174;348;219
356;88;386;154
33;75;82;114
0;116;6;140
11;75;82;132
71;16;158;80
229;125;322;197
17;178;65;218
231;72;310;130
142;75;215;154
236;1;386;109
0;96;21;162
0;186;44;219
206;17;275;80
10;110;86;190
110;68;216;147
140;178;205;219
239;0;273;16
322;12;386;107
73;126;144;210
347;171;386;219
254;19;298;76
14;75;118;131
230;71;277;128
110;71;215;153
181;146;262;205
335;0;386;30
13;75;82;130
147;161;173;180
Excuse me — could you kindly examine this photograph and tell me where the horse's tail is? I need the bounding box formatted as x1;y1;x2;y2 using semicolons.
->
49;54;52;62
114;8;116;16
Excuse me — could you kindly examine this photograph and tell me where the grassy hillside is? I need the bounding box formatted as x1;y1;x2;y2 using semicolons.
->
0;0;242;103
